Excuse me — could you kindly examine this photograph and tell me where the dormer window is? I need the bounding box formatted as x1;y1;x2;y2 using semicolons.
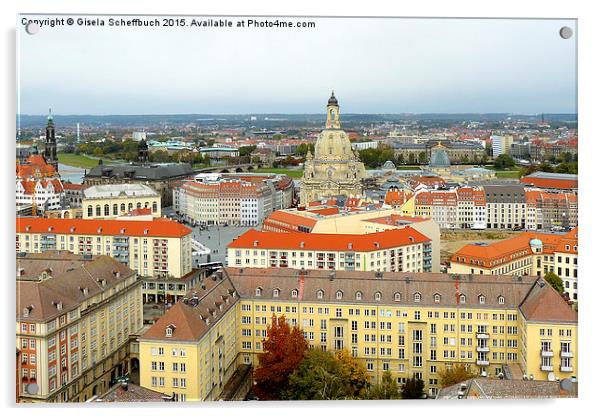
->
374;292;382;301
459;294;466;304
291;289;298;298
355;291;362;301
255;287;262;297
165;325;175;337
498;295;505;305
478;295;486;305
394;292;401;302
317;289;324;300
272;288;280;298
434;294;441;304
414;292;421;303
336;290;343;300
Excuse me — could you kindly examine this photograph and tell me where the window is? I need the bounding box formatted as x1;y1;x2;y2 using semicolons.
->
459;294;466;304
375;292;382;301
394;292;401;302
291;289;298;298
317;290;324;299
355;291;362;301
336;290;343;300
498;296;505;305
478;295;486;305
414;293;421;303
255;287;262;296
272;288;280;298
433;294;441;303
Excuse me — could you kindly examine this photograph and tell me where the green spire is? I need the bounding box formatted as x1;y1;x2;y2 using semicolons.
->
47;107;53;122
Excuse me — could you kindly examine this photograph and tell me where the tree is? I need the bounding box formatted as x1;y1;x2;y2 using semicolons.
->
396;153;405;165
368;370;400;400
238;145;257;157
438;364;478;388
253;315;308;400
285;349;369;400
418;151;427;164
544;272;565;294
494;154;515;170
401;375;425;399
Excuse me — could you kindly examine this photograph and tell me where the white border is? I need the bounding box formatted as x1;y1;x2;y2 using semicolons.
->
2;1;600;416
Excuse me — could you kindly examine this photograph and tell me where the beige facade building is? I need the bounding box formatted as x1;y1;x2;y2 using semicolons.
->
16;252;143;403
83;184;161;219
300;93;366;206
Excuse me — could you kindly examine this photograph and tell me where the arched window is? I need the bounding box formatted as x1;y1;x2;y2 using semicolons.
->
95;205;101;216
291;289;298;298
104;204;110;216
273;288;280;298
137;202;142;209
478;295;486;305
414;292;421;303
459;294;466;304
87;206;93;217
394;292;401;302
255;287;262;297
374;292;382;301
317;289;324;299
434;293;441;304
336;290;343;300
128;203;133;211
152;201;158;213
144;201;149;208
120;203;126;212
113;204;118;216
498;295;505;305
355;291;362;301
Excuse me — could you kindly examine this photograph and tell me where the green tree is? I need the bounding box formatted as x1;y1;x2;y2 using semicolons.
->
401;375;425;399
544;272;565;294
438;363;478;388
418;151;427;164
93;146;103;157
396;153;405;165
238;145;257;157
494;154;515;170
253;315;308;400
368;370;401;400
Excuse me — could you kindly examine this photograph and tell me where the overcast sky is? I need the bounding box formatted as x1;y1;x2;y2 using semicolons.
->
17;16;576;115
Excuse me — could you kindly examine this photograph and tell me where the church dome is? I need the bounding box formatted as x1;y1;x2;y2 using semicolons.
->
430;144;450;168
328;91;338;106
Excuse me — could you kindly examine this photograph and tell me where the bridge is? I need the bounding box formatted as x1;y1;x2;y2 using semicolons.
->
194;163;262;174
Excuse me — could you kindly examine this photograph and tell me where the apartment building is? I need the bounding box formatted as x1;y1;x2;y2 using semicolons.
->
449;228;578;301
16;252;143;403
140;267;577;400
227;227;433;273
483;185;526;229
82;184;161;219
16;155;64;212
491;135;514;158
415;189;458;229
525;190;578;230
173;174;294;226
16;217;194;303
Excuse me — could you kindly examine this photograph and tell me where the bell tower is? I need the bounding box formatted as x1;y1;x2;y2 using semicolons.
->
325;91;340;129
44;108;58;170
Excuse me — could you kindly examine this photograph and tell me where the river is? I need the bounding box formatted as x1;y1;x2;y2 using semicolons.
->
58;163;87;184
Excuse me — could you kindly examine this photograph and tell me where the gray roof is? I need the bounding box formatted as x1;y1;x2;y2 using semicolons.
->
86;163;193;181
483;184;526;203
83;183;159;199
524;171;578;181
436;378;577;399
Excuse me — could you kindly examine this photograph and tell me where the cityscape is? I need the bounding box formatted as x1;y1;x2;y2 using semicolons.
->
15;16;578;404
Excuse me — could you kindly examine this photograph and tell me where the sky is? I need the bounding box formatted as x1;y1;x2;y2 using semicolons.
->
17;16;577;115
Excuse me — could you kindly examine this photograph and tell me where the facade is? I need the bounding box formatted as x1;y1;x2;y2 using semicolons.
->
174;173;294;226
300;92;366;206
16;217;194;302
491;135;513;158
82;184;161;219
391;140;486;164
62;183;85;208
449;228;578;301
84;163;194;207
16;252;143;403
16;155;64;212
140;267;577;400
525;190;578;230
483;185;526;230
227;227;433;273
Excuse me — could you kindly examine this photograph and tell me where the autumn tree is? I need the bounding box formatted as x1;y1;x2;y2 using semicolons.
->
334;349;370;399
401;374;425;399
253;314;308;400
438;363;478;388
367;370;401;400
544;271;565;294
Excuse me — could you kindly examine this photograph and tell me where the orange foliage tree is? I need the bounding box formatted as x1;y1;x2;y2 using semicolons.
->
253;314;308;400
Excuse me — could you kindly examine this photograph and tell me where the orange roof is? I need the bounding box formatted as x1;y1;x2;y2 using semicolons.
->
16;155;57;179
16;217;192;238
554;227;578;254
520;177;578;190
520;280;577;323
262;210;317;231
308;207;339;216
228;227;430;251
364;214;429;226
125;207;153;216
17;178;63;195
384;189;412;206
62;182;85;191
452;232;565;268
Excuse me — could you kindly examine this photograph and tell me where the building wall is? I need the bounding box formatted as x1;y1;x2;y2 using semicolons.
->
83;194;161;219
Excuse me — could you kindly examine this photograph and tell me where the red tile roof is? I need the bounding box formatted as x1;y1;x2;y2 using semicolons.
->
520;177;578;190
262;210;317;232
16;217;192;238
228;227;430;251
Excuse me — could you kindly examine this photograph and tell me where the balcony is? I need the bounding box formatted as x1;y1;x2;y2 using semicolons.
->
476;346;490;353
560;366;573;372
476;359;490;366
541;350;554;357
541;364;554;372
476;333;489;339
561;351;573;358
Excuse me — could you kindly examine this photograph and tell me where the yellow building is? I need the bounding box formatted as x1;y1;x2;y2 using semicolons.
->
227;227;433;273
16;217;196;303
16;252;143;403
139;267;577;400
139;273;239;401
300;92;366;206
83;184;161;219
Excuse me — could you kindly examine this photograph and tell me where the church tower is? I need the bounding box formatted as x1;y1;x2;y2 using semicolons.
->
44;108;58;171
138;139;149;164
299;92;366;206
